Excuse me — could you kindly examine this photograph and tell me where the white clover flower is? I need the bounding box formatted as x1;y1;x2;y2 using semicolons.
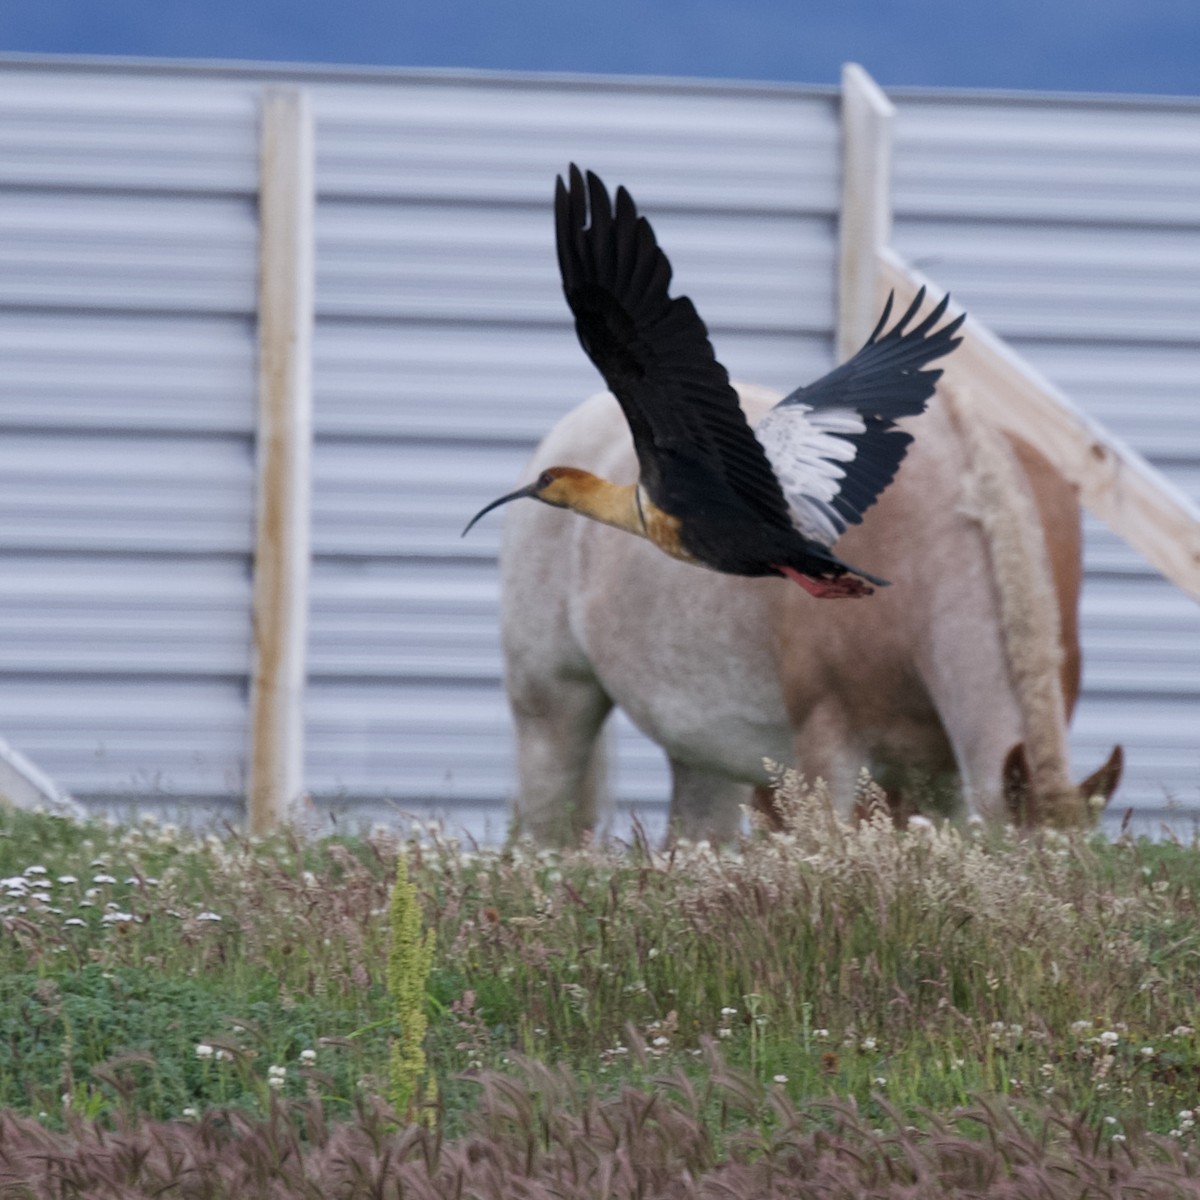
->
773;1074;788;1084
31;892;51;903
1104;1116;1118;1125
861;1037;877;1051
720;1007;738;1018
101;911;135;924
717;1028;732;1039
1070;1020;1093;1034
182;1107;198;1119
23;865;48;876
652;1036;669;1047
874;1077;888;1086
813;1028;829;1041
299;1049;317;1064
647;947;659;959
57;875;78;885
195;1044;215;1059
1141;1046;1156;1058
92;874;116;885
1097;1031;1120;1048
1112;1134;1127;1144
63;917;86;927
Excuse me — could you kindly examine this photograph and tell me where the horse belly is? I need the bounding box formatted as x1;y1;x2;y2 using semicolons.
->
569;527;793;784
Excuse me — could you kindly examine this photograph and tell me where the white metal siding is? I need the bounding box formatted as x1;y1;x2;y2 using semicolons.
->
891;91;1200;825
0;63;260;809
303;75;842;828
0;57;1195;838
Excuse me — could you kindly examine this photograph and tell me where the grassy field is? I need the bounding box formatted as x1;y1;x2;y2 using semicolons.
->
3;775;1200;1195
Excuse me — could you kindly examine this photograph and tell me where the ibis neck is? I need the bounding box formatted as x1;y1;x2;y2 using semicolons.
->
553;472;694;564
558;473;645;537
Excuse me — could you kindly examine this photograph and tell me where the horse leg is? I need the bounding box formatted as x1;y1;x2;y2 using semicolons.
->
510;674;613;846
667;759;751;845
789;701;863;820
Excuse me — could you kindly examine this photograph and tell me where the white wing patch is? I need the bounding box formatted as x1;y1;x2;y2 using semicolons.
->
753;403;865;546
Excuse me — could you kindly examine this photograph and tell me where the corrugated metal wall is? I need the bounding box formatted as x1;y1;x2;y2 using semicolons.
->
0;57;1195;835
0;66;262;817
889;90;1200;827
302;73;842;836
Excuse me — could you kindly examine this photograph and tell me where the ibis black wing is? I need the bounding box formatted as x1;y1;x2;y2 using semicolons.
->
755;290;965;545
555;164;795;530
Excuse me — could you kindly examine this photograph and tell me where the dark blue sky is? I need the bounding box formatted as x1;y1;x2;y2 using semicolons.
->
1;0;1198;95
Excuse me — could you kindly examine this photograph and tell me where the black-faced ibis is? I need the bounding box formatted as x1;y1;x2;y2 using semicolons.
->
464;165;965;598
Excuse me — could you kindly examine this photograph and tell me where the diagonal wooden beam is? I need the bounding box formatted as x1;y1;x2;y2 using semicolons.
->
877;246;1200;602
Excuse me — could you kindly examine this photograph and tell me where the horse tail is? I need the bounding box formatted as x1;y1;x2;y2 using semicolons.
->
943;384;1081;824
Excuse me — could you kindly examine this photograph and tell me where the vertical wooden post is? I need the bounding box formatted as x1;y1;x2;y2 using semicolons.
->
248;87;315;834
837;63;896;361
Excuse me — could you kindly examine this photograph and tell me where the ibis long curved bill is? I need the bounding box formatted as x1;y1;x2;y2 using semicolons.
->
462;480;544;537
462;165;964;598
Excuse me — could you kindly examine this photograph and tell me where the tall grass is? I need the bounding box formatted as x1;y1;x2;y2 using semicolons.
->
3;779;1200;1193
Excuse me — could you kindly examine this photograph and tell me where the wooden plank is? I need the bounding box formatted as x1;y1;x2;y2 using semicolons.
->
248;87;315;833
837;63;895;361
877;246;1200;602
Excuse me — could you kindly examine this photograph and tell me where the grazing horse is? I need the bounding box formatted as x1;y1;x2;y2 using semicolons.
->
499;383;1122;845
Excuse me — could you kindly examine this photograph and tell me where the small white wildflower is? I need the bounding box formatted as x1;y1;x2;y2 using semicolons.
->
63;917;86;927
813;1028;829;1041
1141;1046;1156;1058
299;1049;317;1065
1097;1031;1120;1048
720;1007;738;1018
1173;1026;1195;1038
773;1074;789;1084
874;1077;888;1087
182;1107;198;1119
861;1037;877;1051
30;892;51;903
1112;1134;1126;1144
647;947;659;959
195;1043;215;1060
101;911;135;924
1104;1116;1118;1125
23;865;48;876
652;1036;669;1047
195;911;222;922
57;875;77;885
215;1049;233;1063
717;1028;732;1039
1070;1020;1093;1034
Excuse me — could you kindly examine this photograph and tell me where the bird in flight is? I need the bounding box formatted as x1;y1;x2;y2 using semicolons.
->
465;165;964;597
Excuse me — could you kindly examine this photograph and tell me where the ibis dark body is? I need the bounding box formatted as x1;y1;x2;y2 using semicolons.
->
554;165;965;592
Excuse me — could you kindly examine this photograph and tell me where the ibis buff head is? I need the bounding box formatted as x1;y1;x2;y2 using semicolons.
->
464;165;964;598
463;467;587;535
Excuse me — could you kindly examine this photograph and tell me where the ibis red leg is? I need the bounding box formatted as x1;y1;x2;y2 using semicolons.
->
773;565;874;599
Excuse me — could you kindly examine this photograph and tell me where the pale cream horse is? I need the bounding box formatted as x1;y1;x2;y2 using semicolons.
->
500;383;1122;844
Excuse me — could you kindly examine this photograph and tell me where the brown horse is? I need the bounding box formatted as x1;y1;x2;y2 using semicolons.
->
498;382;1122;845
